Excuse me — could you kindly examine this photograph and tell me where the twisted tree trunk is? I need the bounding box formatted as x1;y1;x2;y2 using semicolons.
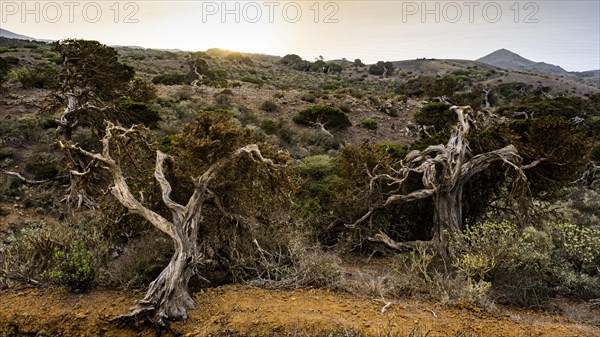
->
431;189;462;253
132;229;196;322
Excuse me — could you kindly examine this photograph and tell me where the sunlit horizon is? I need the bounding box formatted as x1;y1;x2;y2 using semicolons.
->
1;1;599;71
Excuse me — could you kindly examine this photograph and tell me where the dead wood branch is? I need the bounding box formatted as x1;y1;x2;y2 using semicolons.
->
2;171;47;185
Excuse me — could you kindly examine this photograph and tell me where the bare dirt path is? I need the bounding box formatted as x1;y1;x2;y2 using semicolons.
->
1;284;598;336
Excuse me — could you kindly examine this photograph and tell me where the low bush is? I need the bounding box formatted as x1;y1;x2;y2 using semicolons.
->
293;104;351;131
213;92;233;108
10;63;58;89
15;114;43;141
127;77;157;102
101;231;172;289
300;93;317;103
295;154;337;179
44;240;97;292
240;76;264;87
448;221;600;307
260;99;279;112
245;238;344;290
152;72;188;85
0;220;109;292
117;98;162;129
361;118;378;130
261;119;280;134
295;154;340;218
414;102;454;132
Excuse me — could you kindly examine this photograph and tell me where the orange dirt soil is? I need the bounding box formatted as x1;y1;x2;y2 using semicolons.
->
0;284;598;336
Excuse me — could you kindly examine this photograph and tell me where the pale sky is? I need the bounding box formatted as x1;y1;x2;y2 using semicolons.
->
1;1;599;71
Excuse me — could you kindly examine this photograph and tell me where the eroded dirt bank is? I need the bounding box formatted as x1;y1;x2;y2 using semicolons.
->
0;285;598;336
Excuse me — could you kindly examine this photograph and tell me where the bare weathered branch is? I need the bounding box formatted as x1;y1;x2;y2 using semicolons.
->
458;145;522;185
60;125;176;239
368;231;432;251
309;121;334;138
522;158;547;170
382;188;436;208
2;171;47;185
155;151;186;222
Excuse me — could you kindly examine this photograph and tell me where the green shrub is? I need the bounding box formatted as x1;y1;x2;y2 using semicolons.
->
361;118;378;130
152;72;188;85
550;222;600;272
209;67;228;79
295;155;340;219
323;82;340;90
339;102;352;113
226;52;253;65
260;99;279;112
44;51;62;64
414;102;454;132
451;253;494;306
44;241;96;292
376;142;408;160
496;96;595;120
261;119;280;134
451;221;530;275
300;93;317;103
30;162;58;180
161;134;178;147
127;77;157;102
219;88;234;96
296;155;336;179
214;92;233;108
586;116;600;136
368;61;394;76
0;56;19;65
240;76;263;87
393;244;437;296
448;222;546;306
449;221;600;307
0;57;13;86
280;54;303;66
10;63;58;89
293;104;351;131
0;221;108;291
117;98;161;129
0;146;14;161
15;114;43;140
206;78;229;88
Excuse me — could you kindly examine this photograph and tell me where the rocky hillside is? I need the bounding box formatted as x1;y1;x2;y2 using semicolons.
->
477;48;568;74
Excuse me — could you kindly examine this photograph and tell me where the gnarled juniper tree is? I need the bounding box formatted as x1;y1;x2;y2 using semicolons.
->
60;122;287;324
50;39;159;209
347;106;528;255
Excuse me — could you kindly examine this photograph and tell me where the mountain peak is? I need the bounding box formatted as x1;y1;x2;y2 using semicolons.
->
493;48;516;54
477;49;567;75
